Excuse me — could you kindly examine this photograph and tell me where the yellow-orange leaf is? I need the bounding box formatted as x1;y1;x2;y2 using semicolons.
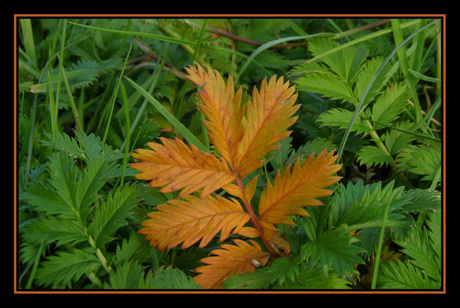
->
258;150;342;240
185;64;244;169
130;137;235;198
138;194;250;251
236;75;300;178
194;239;270;289
185;64;300;179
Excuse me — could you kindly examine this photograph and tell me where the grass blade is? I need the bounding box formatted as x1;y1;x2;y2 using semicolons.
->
102;44;132;145
236;32;335;83
124;76;208;153
20;19;38;69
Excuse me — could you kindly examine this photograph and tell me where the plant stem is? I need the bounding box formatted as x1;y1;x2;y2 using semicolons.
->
391;19;422;124
371;199;392;289
25;242;44;289
364;119;395;165
234;176;281;258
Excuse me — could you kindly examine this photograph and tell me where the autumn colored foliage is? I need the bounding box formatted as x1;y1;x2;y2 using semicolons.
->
130;63;342;288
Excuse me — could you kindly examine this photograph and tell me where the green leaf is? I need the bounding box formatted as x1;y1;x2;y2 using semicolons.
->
139;267;201;289
308;38;359;83
395;218;440;282
114;231;147;265
426;210;442;261
356;145;393;167
329;181;409;231
22;216;87;247
274;266;351;289
89;184;138;248
223;257;297;289
301;227;364;277
377;260;432;289
296;72;357;104
47;152;81;218
370;82;410;128
77;157;114;224
353;56;389;108
317;108;373;135
36;247;100;288
104;260;144;289
396;144;441;181
22;181;76;220
400;189;441;213
381;121;416;156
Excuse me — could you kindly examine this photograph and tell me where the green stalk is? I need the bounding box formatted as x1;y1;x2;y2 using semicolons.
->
436;28;442;97
20;19;38;69
102;44;132;145
391;19;422;123
59;63;81;132
371;199;392;289
25;242;44;289
364;119;395;165
119;81;130;187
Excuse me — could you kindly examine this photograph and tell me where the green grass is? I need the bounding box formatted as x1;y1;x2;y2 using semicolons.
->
16;17;443;291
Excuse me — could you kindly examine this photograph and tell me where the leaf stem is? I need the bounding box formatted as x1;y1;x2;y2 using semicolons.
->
370;199;392;289
234;175;281;258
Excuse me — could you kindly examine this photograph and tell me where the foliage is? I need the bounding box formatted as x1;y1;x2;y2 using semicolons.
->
131;63;342;288
17;17;443;291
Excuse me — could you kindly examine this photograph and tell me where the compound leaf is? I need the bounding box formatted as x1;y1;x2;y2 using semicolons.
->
194;239;270;289
139;194;251;251
131;137;235;198
258;150;341;240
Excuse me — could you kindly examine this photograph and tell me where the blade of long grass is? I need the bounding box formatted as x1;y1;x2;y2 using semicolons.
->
59;63;81;132
236;32;335;83
119;42;171;152
336;19;441;161
119;81;130;187
409;19;427;74
49;19;68;147
371;196;392;289
102;43;132;145
124;76;208;153
20;19;37;69
25;242;44;289
391;19;422;124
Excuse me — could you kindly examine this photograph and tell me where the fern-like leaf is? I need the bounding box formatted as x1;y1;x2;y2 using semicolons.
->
194;239;270;289
130;137;235;198
35;247;100;288
258;150;341;240
377;260;432;289
88;184;138;249
185;64;245;169
138;194;251;251
236;74;299;178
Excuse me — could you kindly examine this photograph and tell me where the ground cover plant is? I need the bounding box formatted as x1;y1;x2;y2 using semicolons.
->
17;17;443;291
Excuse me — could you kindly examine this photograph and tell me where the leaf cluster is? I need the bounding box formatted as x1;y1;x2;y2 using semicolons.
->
291;33;441;189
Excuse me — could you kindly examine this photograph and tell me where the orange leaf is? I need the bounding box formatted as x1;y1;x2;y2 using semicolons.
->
130;137;235;198
185;64;245;170
236;75;300;178
138;194;250;251
258;150;342;240
194;239;270;289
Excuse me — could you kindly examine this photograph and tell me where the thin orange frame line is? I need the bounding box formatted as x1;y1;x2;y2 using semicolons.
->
13;14;446;295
